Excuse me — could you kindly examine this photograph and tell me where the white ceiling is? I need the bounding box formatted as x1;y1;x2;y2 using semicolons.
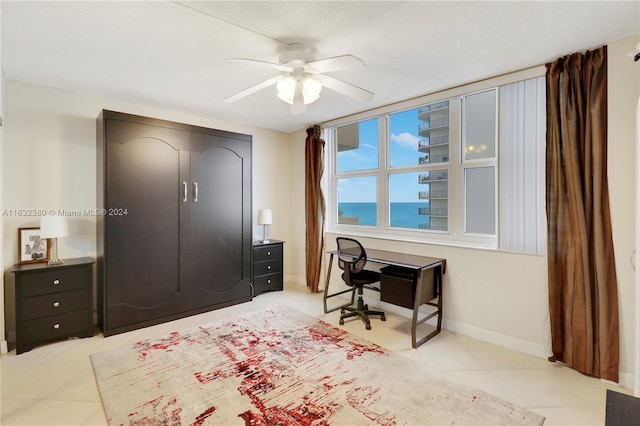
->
2;1;639;133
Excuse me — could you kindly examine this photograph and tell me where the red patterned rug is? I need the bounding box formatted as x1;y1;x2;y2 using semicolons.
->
91;306;545;425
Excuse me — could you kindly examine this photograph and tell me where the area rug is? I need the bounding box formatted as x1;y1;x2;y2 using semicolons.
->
91;306;545;425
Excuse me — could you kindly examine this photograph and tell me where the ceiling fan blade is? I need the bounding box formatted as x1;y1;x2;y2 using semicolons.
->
317;74;374;102
224;75;283;103
306;55;365;73
228;58;293;73
291;83;306;115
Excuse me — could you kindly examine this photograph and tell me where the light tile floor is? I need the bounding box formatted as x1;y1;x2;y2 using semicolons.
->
0;283;632;425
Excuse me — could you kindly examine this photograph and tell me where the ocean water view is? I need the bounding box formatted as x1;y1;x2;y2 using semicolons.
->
338;202;430;228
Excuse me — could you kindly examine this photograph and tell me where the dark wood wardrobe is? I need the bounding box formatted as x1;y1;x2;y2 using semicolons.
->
96;110;252;336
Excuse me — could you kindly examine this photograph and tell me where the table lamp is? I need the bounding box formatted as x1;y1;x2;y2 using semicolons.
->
257;209;272;243
40;215;69;265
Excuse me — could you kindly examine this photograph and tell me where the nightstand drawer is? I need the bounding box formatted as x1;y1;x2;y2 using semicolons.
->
20;309;90;344
13;257;95;354
252;241;284;297
21;289;89;321
254;260;282;276
254;245;283;262
253;273;283;292
20;268;88;297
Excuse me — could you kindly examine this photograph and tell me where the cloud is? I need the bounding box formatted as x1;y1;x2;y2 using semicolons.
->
391;132;419;150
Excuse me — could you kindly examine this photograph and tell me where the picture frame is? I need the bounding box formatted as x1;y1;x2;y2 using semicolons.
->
18;227;51;264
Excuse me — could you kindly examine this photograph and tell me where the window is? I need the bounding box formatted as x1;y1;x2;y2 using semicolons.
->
337;118;378;172
337;176;377;226
335;118;379;226
462;89;497;235
325;75;545;253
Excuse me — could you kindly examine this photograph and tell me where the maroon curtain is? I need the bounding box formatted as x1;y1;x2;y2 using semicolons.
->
546;45;619;382
305;125;326;293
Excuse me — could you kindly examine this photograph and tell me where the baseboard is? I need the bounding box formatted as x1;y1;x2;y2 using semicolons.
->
616;370;635;392
285;275;306;287
442;318;549;360
371;295;549;359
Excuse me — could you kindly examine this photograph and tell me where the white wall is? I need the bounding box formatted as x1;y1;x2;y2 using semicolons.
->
284;34;640;389
288;128;308;285
0;4;7;353
1;81;293;342
608;34;640;389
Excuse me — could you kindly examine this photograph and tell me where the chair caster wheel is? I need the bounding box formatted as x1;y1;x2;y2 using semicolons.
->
381;315;386;321
366;323;371;330
339;319;344;325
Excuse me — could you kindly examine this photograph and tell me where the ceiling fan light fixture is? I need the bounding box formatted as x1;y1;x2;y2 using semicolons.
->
276;75;297;104
302;75;322;104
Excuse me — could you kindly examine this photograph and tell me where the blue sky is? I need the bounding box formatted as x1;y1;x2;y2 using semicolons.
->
337;109;428;203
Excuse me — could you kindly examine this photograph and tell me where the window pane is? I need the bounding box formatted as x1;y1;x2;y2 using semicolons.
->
337;176;377;226
417;101;450;165
337;118;378;172
463;90;496;161
390;101;450;167
465;167;495;234
389;172;432;229
416;169;448;231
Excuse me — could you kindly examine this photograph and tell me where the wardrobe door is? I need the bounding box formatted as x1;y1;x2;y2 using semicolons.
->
187;134;252;308
104;119;190;331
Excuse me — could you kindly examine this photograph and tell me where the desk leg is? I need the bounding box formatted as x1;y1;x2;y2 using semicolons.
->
435;264;443;334
411;264;443;348
323;253;356;313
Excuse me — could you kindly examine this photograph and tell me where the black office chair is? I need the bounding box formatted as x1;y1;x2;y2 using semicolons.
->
336;237;386;330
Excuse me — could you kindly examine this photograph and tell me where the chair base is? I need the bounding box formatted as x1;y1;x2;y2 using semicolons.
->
339;298;386;330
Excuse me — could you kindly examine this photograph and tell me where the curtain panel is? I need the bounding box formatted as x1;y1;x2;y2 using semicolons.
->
546;45;619;382
305;125;326;293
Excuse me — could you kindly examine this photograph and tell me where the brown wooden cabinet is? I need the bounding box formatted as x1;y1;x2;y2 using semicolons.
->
97;111;252;336
12;257;94;354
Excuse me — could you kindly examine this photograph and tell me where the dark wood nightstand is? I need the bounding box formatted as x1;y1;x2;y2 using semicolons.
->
12;257;95;354
252;240;284;296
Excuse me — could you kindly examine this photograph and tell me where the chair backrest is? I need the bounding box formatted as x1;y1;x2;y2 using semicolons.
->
336;237;368;274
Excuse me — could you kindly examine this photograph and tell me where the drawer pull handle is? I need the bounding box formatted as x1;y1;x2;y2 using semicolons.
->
53;279;60;285
267;251;271;256
53;324;60;329
267;265;271;270
53;302;60;307
267;279;271;284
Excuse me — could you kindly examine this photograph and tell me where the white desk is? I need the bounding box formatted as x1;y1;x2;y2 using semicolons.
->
323;248;446;348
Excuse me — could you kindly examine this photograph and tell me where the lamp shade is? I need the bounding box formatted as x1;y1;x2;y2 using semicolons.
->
40;215;69;239
257;209;273;226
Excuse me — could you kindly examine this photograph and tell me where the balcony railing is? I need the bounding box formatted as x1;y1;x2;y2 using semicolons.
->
418;223;448;231
418;171;448;183
417;135;449;149
418;117;448;132
418;190;448;199
417;101;449;114
418;153;449;164
418;207;448;216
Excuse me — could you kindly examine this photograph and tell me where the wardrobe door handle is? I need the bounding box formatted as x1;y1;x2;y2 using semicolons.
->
182;181;188;202
193;182;198;203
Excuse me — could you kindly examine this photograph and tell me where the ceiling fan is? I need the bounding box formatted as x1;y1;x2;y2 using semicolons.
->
224;43;375;114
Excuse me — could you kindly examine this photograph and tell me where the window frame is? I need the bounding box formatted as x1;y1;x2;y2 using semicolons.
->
323;66;546;252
